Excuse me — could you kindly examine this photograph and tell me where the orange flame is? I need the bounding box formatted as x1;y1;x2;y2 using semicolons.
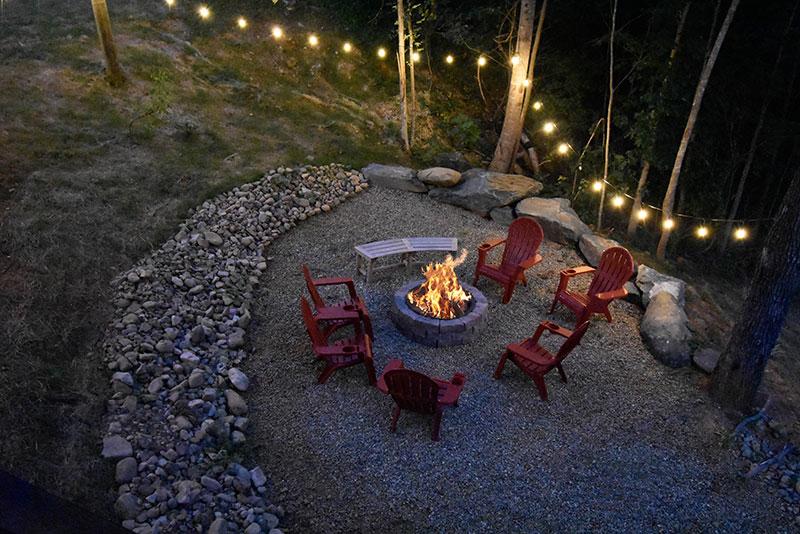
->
407;249;471;319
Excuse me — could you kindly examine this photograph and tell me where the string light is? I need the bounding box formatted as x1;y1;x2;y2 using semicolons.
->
734;227;748;240
522;79;531;87
342;41;352;53
510;54;521;65
271;26;283;40
236;17;248;29
308;34;319;47
557;142;570;155
165;0;175;7
542;121;556;134
662;218;675;230
532;101;543;111
477;56;487;67
695;225;709;238
611;195;624;208
592;180;603;192
411;51;421;63
637;208;648;221
445;54;454;64
377;47;387;59
197;5;210;19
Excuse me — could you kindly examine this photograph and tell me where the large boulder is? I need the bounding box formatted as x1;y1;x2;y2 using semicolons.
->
640;292;692;367
516;197;591;244
579;233;621;267
361;163;426;193
693;347;721;373
417;167;462;187
428;169;543;217
636;265;687;307
490;206;516;226
433;151;471;172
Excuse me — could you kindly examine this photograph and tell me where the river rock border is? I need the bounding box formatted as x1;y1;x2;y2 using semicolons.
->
99;164;367;533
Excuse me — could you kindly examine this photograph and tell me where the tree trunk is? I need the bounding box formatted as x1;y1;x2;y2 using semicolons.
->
489;0;535;172
91;0;126;87
627;160;650;238
720;0;797;253
407;16;417;146
656;0;740;260
396;0;410;152
597;0;618;230
711;168;800;411
517;0;547;152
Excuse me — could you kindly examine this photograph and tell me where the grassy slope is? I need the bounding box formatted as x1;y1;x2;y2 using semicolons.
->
0;0;438;514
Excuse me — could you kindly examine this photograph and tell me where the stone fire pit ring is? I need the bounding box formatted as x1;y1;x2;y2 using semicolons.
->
390;279;489;347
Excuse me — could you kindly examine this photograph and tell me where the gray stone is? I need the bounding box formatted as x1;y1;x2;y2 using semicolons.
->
101;435;133;459
263;514;280;530
228;329;246;349
225;389;248;416
111;372;134;387
516;197;591;244
204;231;223;247
579;233;621;267
433;151;471;172
190;325;205;345
428;169;543;217
622;281;642;308
228;367;250;392
180;350;200;367
693;347;722;373
188;369;205;388
208;517;228;534
489;206;515;226
245;524;262;534
156;339;174;354
147;377;163;395
636;265;687;307
250;466;267;488
114;492;139;519
640;292;692;367
361;163;426;193
175;480;201;505
115;457;138;484
201;475;222;492
417;167;462;187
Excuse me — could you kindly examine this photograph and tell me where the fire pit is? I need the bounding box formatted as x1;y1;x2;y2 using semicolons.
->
390;251;488;347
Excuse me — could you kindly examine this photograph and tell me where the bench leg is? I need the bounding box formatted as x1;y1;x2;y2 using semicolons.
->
366;260;374;284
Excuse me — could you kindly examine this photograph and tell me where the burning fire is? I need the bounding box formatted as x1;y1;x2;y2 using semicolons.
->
407;249;471;319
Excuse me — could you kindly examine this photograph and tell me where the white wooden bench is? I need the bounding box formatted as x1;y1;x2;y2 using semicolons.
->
355;237;458;283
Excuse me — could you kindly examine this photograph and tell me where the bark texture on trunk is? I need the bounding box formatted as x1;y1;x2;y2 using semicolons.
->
91;0;125;87
597;0;617;230
407;16;417;145
656;0;740;260
627;160;651;238
489;0;535;173
516;0;547;161
711;169;800;411
396;0;410;152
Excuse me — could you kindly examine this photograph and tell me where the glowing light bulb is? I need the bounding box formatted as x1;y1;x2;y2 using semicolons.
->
522;79;531;87
532;101;543;111
308;34;319;47
342;41;352;53
477;56;487;67
557;143;570;155
662;218;675;230
197;5;210;19
542;121;556;134
237;17;248;29
445;54;454;64
637;208;648;221
510;54;521;65
271;26;284;40
734;227;748;240
165;0;175;7
377;47;387;59
611;195;624;208
696;226;709;238
411;51;421;63
592;181;603;192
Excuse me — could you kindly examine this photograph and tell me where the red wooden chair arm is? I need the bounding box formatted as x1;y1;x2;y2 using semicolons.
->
438;374;466;405
315;307;361;322
594;287;627;302
312;277;358;299
557;265;596;292
519;253;543;270
376;358;405;394
540;321;574;338
477;237;506;265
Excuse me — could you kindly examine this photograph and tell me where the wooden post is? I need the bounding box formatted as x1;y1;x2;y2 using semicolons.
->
90;0;126;87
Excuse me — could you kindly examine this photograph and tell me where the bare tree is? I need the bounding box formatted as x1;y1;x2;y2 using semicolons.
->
656;0;740;260
489;0;536;173
396;0;410;152
90;0;125;87
407;15;418;145
597;0;618;230
711;168;800;411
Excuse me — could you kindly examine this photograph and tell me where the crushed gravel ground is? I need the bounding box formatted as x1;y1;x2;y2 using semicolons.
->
245;187;791;532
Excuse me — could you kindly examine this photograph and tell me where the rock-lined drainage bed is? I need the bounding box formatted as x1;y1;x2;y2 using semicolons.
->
99;164;367;533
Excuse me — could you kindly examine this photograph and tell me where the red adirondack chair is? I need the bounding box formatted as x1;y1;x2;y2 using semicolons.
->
376;359;465;441
473;217;544;304
302;264;373;339
299;296;376;385
494;320;590;401
549;246;634;325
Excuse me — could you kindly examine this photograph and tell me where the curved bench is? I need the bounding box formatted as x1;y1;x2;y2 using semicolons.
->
355;237;458;283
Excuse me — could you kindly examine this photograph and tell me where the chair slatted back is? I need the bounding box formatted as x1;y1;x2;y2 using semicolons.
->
301;264;326;309
555;321;590;362
501;218;544;274
299;296;326;350
587;246;634;297
384;369;440;414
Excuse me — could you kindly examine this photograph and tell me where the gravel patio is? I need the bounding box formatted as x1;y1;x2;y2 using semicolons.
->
244;187;789;532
